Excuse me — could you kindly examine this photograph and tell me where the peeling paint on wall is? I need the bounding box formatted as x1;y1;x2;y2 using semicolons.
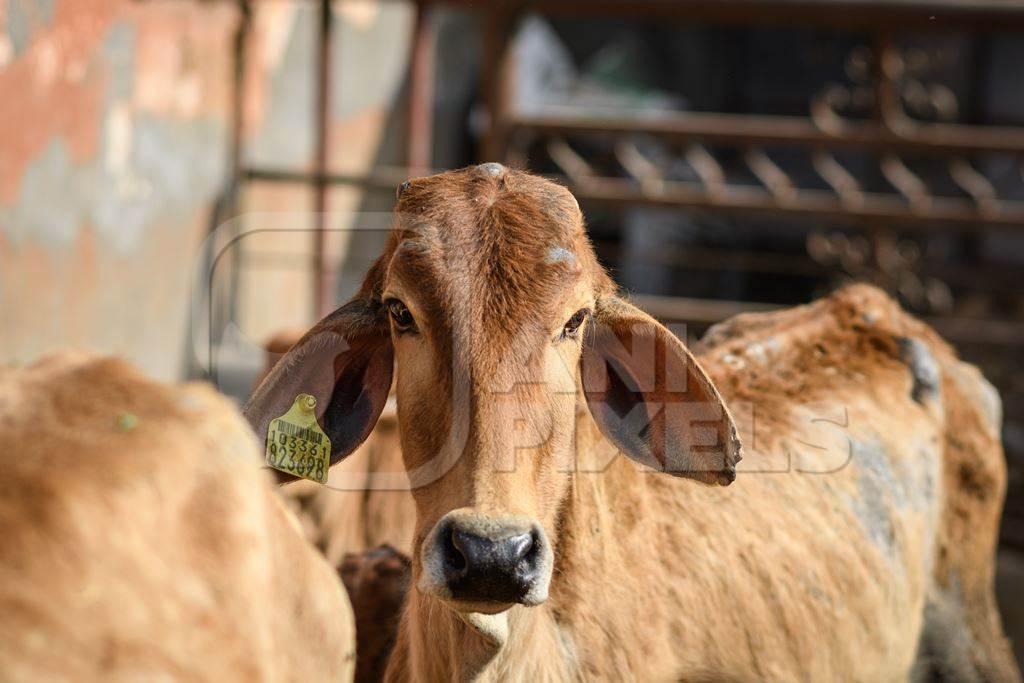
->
6;0;55;58
0;0;234;379
2;19;224;254
1;0;411;380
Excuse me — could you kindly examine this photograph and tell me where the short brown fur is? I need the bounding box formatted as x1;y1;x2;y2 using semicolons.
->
0;353;356;682
248;166;1018;682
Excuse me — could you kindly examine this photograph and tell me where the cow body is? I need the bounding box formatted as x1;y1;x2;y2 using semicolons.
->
381;284;1015;682
244;166;1018;683
0;353;355;682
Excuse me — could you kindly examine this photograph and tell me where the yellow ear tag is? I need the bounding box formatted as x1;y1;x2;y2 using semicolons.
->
265;394;331;484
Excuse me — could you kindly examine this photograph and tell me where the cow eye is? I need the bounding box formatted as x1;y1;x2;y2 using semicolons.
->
385;299;417;333
559;308;590;341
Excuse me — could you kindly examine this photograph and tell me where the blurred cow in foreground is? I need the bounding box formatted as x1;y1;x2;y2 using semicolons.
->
248;165;1020;682
0;353;355;682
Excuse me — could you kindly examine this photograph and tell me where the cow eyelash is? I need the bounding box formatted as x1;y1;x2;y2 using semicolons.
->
559;308;591;342
385;298;418;334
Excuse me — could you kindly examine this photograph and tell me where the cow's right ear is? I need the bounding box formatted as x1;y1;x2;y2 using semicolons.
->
244;296;393;479
580;295;741;486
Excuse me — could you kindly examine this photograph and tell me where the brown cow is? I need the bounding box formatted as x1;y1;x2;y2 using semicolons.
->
340;545;412;683
246;165;1019;682
0;352;356;682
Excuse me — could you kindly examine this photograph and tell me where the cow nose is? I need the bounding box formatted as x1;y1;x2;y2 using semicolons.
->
420;510;554;606
439;522;542;604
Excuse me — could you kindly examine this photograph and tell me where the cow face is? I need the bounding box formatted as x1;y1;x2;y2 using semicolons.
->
245;165;741;617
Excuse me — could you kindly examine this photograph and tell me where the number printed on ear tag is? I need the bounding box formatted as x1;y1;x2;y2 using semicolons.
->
265;394;331;484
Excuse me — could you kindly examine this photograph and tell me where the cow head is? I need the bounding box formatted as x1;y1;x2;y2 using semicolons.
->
246;165;740;621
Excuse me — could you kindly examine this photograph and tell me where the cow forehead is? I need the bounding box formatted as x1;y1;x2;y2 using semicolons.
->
388;167;590;335
395;165;582;239
393;167;584;256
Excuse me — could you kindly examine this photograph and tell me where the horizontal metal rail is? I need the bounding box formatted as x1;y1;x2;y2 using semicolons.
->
245;165;1024;232
567;175;1024;232
592;241;1024;293
244;167;414;189
511;111;1024;156
421;0;1024;31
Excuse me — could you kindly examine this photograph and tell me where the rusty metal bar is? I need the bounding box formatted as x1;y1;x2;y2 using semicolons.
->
566;174;1024;232
745;148;796;203
224;0;252;328
546;138;594;182
594;240;1024;293
813;151;863;207
193;0;1024;32
245;237;1023;294
481;6;517;161
811;83;857;136
227;0;250;211
685;144;726;198
594;241;830;277
873;31;902;132
312;0;333;319
866;30;899;288
359;0;1024;32
880;155;931;209
509;0;1024;31
407;2;435;174
615;139;665;191
245;165;1024;232
631;294;778;326
245;166;417;189
508;111;1024;156
949;157;998;216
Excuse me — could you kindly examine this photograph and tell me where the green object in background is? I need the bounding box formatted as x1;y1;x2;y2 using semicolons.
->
116;413;139;431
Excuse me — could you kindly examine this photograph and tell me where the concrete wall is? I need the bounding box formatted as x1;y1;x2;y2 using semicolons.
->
235;1;412;352
0;0;232;379
0;0;413;381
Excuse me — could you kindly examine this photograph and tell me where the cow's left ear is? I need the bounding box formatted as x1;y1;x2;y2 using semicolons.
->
580;295;742;486
244;296;393;483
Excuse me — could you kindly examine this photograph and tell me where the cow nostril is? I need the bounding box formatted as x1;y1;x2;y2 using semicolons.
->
443;525;468;575
435;522;547;604
509;531;533;563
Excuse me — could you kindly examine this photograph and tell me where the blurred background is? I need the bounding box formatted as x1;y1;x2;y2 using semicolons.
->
1;0;1022;661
